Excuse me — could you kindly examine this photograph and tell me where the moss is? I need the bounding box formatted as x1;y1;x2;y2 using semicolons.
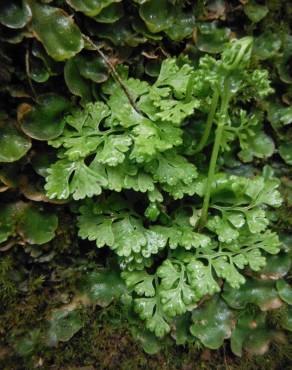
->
0;256;18;302
0;212;291;370
1;302;291;370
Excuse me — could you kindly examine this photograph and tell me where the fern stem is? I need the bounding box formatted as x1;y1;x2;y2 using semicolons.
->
25;43;38;103
199;83;230;228
83;35;141;114
194;90;219;153
199;123;224;227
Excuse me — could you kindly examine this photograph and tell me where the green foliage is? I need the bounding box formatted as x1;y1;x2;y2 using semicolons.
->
244;1;269;23
46;309;84;346
223;279;283;311
231;311;276;356
18;94;71;140
0;0;31;29
195;22;231;53
0;202;58;245
77;268;128;306
0;0;292;366
27;1;84;61
139;0;195;40
0;122;31;163
67;0;122;17
277;280;292;305
44;59;200;201
190;295;234;349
